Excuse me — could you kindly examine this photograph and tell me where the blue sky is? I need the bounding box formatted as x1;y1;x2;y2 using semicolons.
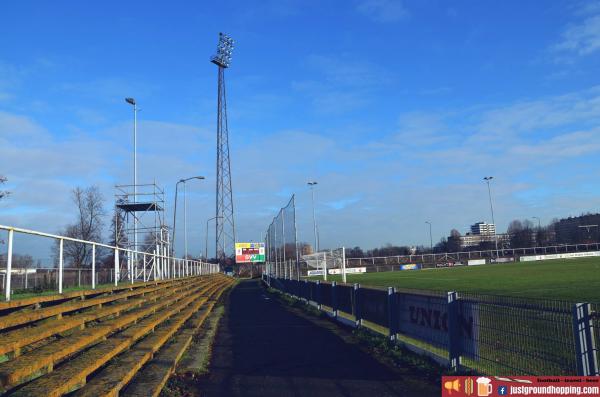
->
2;0;600;258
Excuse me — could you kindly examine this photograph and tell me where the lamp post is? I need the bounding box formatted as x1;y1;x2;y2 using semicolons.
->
483;176;499;256
206;216;223;260
425;221;433;253
172;176;204;257
307;181;319;253
578;224;599;245
532;216;542;247
125;97;138;264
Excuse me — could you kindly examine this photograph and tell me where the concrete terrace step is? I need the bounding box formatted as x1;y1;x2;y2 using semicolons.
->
122;280;233;397
0;277;198;331
12;277;233;397
0;277;185;312
0;278;212;391
75;280;232;397
0;279;198;357
0;278;198;357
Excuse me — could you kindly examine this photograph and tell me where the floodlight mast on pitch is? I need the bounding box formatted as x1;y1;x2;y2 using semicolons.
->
211;32;234;68
211;32;237;261
483;176;499;256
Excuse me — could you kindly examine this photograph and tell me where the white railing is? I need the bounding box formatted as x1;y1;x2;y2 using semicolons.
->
0;224;219;301
345;241;600;266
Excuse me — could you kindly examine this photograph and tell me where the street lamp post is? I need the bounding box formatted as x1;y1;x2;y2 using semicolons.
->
532;216;542;247
483;176;499;256
206;216;223;260
425;221;433;253
125;97;138;266
307;181;319;253
172;176;204;258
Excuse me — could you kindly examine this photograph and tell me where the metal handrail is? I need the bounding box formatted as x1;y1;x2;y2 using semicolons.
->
0;224;219;301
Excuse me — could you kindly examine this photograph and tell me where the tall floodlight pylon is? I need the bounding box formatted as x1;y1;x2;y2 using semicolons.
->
211;32;236;261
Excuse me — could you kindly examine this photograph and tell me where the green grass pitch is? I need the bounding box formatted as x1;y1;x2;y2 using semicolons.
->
316;257;600;302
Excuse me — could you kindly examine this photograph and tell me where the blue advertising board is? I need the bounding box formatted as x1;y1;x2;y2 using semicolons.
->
400;263;422;270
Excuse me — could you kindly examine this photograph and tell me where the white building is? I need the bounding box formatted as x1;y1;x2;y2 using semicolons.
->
470;222;496;235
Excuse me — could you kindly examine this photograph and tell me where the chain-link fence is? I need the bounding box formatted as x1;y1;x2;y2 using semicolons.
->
265;195;299;279
264;276;599;376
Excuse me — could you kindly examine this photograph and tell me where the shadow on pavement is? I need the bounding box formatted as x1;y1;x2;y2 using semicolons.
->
195;279;439;397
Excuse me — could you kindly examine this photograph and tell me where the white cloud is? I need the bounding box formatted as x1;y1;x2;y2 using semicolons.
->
291;54;392;114
553;3;600;57
356;0;408;23
4;84;600;255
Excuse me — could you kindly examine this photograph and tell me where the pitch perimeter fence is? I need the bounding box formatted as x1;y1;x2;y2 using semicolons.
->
263;275;599;376
265;195;299;279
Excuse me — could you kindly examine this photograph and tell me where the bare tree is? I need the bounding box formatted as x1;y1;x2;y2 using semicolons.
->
447;229;462;252
56;186;106;267
109;205;127;248
508;219;535;248
0;175;9;201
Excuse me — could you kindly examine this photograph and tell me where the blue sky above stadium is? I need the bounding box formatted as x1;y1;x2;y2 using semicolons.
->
2;0;600;256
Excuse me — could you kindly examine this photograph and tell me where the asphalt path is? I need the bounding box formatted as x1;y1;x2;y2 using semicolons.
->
196;279;439;397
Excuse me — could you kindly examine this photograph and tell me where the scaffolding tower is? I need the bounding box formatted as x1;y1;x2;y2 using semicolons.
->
115;182;169;281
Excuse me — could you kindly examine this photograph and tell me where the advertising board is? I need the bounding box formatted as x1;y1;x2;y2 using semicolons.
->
397;293;479;358
400;263;421;270
328;267;366;274
467;259;486;266
490;257;514;263
235;242;266;263
436;262;460;268
519;251;600;262
307;269;324;276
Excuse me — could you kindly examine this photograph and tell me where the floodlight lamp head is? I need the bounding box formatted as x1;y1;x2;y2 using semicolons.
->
484;176;493;181
211;32;235;68
125;97;136;106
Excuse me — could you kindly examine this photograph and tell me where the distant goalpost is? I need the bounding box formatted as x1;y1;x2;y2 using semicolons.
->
302;247;348;283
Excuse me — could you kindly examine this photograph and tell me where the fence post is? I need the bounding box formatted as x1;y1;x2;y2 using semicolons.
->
353;283;361;327
5;229;13;301
447;291;460;371
114;248;119;286
92;244;96;289
387;287;397;341
303;279;308;303
316;280;321;310
572;303;599;376
127;253;131;283
332;281;338;318
58;238;64;294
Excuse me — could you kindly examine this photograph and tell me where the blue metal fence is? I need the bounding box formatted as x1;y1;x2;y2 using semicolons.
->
263;275;599;376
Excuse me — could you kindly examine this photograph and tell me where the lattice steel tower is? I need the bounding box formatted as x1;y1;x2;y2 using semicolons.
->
211;32;236;260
